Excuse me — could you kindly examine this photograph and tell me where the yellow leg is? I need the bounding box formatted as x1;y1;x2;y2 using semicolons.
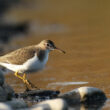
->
14;71;38;89
14;71;24;80
23;73;26;79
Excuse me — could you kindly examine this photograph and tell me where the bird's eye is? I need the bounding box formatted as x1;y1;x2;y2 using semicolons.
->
47;43;50;46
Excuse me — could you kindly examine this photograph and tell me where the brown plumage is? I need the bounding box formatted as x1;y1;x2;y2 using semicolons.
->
0;46;46;65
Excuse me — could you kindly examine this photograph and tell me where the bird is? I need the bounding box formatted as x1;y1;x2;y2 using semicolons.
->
0;40;65;89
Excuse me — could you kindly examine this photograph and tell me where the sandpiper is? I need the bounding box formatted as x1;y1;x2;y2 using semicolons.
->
0;40;65;89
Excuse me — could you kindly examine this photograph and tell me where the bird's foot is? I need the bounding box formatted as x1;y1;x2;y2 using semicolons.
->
24;86;31;92
23;79;39;90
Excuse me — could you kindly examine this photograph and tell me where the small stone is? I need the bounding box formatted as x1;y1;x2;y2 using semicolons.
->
16;89;60;103
77;86;107;102
0;70;5;86
2;83;15;100
31;98;68;110
59;86;107;105
0;83;14;101
0;103;11;110
6;99;27;110
0;86;7;101
0;71;14;101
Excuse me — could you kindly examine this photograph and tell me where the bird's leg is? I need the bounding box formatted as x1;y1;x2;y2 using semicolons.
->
14;71;39;89
23;73;26;79
24;83;31;92
14;71;24;81
23;73;39;89
14;71;30;90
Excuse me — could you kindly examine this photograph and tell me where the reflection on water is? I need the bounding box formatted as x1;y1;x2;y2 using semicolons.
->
3;0;110;109
48;81;88;86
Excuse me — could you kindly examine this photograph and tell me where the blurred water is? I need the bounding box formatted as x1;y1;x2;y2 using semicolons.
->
3;0;110;109
48;81;88;86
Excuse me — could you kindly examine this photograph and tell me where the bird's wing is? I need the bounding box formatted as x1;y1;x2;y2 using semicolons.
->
0;46;37;65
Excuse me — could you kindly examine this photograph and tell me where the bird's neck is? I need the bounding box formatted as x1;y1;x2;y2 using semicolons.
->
36;47;49;62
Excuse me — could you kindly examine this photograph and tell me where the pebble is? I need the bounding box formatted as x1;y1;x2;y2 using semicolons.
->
6;99;27;110
0;86;8;102
0;103;11;110
0;70;14;102
0;70;5;86
31;98;68;110
59;86;107;106
2;83;15;100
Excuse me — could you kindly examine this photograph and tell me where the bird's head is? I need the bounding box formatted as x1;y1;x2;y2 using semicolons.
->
39;40;65;53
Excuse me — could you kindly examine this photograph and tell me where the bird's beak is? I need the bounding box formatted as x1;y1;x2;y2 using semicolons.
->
54;47;66;54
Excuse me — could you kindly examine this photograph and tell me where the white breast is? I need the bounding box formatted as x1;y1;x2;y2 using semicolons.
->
0;53;49;73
